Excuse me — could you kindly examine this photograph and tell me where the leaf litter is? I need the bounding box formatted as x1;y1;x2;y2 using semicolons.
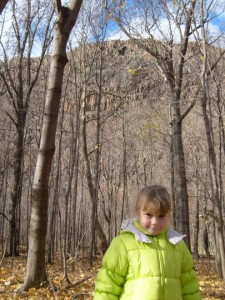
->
0;254;224;299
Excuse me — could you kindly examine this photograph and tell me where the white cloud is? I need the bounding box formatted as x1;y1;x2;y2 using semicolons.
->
108;11;225;47
106;29;129;41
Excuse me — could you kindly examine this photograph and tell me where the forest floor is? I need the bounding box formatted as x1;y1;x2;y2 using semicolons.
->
0;252;224;300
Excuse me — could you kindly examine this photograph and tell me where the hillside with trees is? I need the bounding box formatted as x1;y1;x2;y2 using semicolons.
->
0;0;225;298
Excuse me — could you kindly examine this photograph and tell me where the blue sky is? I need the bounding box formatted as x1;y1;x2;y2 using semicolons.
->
103;0;225;45
212;13;225;32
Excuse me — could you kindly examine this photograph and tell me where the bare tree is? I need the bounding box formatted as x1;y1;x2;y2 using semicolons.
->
0;0;54;256
198;0;225;279
104;0;203;247
20;0;83;291
104;0;225;249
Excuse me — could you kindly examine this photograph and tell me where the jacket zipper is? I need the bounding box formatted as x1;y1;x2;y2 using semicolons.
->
154;236;164;299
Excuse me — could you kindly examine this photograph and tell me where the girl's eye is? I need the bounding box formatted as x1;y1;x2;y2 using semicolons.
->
146;214;152;217
159;215;165;218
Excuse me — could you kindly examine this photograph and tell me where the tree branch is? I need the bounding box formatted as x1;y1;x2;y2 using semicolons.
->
55;0;62;16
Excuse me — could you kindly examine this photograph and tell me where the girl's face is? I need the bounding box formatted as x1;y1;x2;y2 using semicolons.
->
139;209;170;235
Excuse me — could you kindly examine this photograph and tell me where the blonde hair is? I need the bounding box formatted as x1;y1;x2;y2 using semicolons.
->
135;185;171;216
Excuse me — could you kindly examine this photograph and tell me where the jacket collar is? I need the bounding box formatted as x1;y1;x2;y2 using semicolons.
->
121;219;186;245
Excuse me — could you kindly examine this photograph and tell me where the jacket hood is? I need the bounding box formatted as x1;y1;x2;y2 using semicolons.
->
121;219;186;245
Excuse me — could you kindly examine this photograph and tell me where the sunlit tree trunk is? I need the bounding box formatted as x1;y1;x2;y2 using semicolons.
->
20;0;83;291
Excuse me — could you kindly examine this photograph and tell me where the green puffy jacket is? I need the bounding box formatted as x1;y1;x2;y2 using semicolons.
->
94;221;201;300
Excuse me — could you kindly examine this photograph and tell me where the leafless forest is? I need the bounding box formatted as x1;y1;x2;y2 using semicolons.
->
0;0;225;290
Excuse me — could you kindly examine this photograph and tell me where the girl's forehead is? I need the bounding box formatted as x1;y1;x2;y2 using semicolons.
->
140;202;170;215
140;207;164;216
139;198;170;215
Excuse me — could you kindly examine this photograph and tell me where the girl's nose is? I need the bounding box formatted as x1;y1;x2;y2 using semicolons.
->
151;216;158;224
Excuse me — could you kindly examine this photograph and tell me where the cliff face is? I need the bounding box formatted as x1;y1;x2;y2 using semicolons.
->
67;38;209;115
67;39;160;113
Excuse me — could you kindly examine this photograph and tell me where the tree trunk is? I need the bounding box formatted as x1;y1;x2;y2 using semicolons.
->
20;0;83;291
193;183;200;259
6;117;25;256
171;114;190;248
193;159;201;259
70;96;80;271
81;91;108;254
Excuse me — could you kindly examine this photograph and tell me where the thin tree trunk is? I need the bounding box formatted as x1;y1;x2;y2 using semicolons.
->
120;115;128;226
193;174;200;259
6;117;25;256
81;91;108;254
90;90;102;264
70;119;80;270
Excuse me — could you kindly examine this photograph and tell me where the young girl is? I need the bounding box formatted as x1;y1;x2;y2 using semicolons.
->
94;185;201;300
